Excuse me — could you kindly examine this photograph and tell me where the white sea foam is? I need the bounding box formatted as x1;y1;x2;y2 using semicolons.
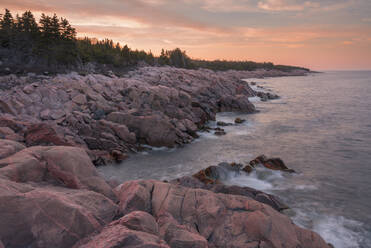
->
248;96;261;103
293;184;318;190
313;216;365;248
292;209;366;248
197;131;219;139
220;166;367;248
224;172;274;191
141;144;172;151
223;168;285;191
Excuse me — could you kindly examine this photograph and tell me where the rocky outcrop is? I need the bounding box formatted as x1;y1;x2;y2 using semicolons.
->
0;143;120;248
180;162;289;211
113;180;330;248
0;67;329;248
234;117;246;124
0;67;297;164
256;91;279;101
0;145;117;200
0;142;329;248
247;155;296;173
0;179;118;248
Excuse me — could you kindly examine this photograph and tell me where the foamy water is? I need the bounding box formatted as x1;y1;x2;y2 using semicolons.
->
99;71;371;247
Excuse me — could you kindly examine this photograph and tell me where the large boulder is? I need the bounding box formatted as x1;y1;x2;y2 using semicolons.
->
116;180;330;248
0;146;117;201
107;113;181;147
248;155;296;173
114;180;154;215
0;178;118;248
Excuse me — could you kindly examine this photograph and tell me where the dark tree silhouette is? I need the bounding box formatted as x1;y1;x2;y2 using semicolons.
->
0;8;309;74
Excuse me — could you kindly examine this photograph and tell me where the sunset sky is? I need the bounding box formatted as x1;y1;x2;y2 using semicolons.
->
1;0;371;70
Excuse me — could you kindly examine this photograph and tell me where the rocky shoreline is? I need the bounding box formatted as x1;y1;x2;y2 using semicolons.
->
0;66;301;165
0;67;332;247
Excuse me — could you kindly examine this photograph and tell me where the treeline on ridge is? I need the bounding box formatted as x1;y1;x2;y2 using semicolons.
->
0;9;309;75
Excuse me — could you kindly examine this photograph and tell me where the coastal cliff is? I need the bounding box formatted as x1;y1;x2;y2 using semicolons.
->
0;67;332;248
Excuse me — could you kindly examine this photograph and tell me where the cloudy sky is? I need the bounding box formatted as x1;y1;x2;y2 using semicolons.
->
1;0;371;70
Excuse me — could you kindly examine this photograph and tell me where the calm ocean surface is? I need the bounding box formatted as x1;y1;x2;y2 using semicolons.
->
99;71;371;247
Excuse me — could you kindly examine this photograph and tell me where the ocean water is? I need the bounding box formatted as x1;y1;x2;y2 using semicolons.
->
99;71;371;247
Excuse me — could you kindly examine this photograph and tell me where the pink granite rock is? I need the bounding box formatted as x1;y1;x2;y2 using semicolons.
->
0;178;118;248
75;216;169;248
116;180;330;248
0;139;25;159
0;146;117;201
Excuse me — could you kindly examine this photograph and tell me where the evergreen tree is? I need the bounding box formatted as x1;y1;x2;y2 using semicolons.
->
0;9;14;31
0;8;309;74
16;11;38;34
39;14;52;38
60;18;76;40
0;9;15;47
50;14;60;39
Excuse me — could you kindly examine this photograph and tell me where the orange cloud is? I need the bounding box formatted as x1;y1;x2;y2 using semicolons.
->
0;0;370;70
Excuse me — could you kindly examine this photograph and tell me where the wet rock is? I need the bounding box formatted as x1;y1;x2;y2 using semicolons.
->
249;155;295;172
229;162;244;170
89;149;115;166
214;130;226;136
110;149;128;163
216;121;233;126
256;91;279;101
176;162;290;212
173;175;288;212
242;164;253;173
234;117;246;124
193;165;221;184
